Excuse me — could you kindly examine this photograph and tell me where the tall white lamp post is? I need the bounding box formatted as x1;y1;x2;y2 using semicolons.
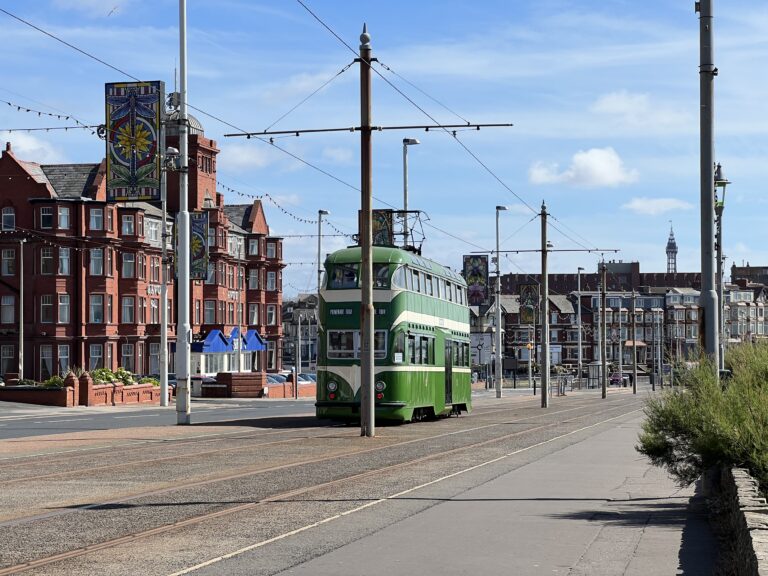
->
577;266;583;388
714;162;730;371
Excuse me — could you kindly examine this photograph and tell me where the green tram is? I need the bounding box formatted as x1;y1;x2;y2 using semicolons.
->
316;246;472;422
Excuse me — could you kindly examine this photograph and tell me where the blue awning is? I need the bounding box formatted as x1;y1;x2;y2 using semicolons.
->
190;330;231;353
244;329;266;351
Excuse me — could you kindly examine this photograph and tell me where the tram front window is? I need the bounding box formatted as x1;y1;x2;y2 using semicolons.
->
328;330;356;358
329;264;358;289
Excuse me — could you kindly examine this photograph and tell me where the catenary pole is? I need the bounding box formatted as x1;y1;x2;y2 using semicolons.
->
577;267;583;389
540;202;549;408
160;120;168;407
698;0;720;376
18;238;24;380
601;262;607;399
176;0;191;425
359;25;375;437
632;291;638;395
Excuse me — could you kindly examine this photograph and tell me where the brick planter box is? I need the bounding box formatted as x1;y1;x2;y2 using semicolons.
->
0;385;76;407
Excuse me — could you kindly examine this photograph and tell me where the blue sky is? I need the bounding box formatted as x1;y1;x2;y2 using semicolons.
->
1;0;766;297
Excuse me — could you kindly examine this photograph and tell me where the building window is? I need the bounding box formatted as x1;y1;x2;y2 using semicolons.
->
266;271;276;291
1;295;14;323
137;342;144;375
248;239;259;255
248;303;259;325
1;249;15;276
204;300;215;324
218;301;225;324
149;343;160;375
228;302;235;324
267;340;276;370
89;344;103;371
40;207;53;229
151;257;160;282
58;345;70;376
266;304;276;326
208;227;215;247
41;247;54;275
122;296;135;324
58;247;70;275
122;214;135;236
89;294;104;323
194;300;201;324
138;297;146;324
151;299;159;324
248;269;259;290
121;344;134;372
122;253;135;278
1;207;15;231
58;294;70;324
238;303;243;324
90;249;103;276
137;254;146;280
267;242;276;259
1;345;14;376
90;208;104;231
137;216;144;237
58;206;70;229
206;262;215;285
40;345;53;380
147;220;159;242
40;295;53;323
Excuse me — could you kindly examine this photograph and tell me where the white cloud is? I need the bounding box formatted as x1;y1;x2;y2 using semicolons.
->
621;197;694;215
322;147;353;164
216;143;282;172
1;132;67;163
529;147;638;188
590;90;693;133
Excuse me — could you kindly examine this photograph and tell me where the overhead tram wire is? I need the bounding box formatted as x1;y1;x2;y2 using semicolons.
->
1;5;497;259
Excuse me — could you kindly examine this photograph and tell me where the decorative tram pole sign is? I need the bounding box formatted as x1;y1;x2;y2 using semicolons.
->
225;26;512;436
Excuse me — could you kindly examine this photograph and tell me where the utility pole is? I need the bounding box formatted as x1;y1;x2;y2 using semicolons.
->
632;291;638;395
697;0;720;376
577;267;583;389
295;313;301;400
618;296;623;386
359;25;375;437
540;202;550;408
175;0;192;425
495;205;508;398
651;311;656;392
601;262;607;399
159;120;169;407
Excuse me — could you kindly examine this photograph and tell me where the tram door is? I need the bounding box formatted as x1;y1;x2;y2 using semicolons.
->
444;339;453;405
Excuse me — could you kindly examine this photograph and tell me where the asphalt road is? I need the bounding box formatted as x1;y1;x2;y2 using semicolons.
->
0;398;316;439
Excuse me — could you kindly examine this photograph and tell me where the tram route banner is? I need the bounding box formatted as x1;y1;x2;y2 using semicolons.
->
463;255;489;306
358;209;394;246
519;283;539;325
190;212;209;279
105;81;165;202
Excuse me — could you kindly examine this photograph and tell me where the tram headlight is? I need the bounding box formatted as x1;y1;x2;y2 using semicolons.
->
326;381;338;392
375;380;386;392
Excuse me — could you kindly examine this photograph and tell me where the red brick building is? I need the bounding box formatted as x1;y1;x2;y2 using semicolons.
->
0;118;283;382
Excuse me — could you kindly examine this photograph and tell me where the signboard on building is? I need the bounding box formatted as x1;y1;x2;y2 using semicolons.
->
519;283;539;324
463;255;489;306
105;81;165;202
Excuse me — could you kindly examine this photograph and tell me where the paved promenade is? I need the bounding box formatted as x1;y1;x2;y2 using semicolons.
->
279;400;716;575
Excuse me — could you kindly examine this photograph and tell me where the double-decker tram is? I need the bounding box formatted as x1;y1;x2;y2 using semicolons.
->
316;245;472;422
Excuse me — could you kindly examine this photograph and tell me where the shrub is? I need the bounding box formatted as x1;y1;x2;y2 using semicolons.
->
114;367;135;386
140;377;160;386
637;343;768;495
19;378;37;386
90;367;114;384
42;375;65;388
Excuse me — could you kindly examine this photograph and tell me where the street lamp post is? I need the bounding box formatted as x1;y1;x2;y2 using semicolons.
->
494;205;508;398
577;267;583;389
18;238;24;381
317;209;329;295
402;138;419;247
715;163;730;371
540;202;550;408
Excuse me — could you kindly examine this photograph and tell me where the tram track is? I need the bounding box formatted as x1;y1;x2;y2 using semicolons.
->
0;396;643;575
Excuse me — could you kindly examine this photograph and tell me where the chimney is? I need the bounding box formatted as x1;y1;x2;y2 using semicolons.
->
4;142;10;152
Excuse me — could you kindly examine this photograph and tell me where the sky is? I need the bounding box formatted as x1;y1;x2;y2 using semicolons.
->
1;0;766;298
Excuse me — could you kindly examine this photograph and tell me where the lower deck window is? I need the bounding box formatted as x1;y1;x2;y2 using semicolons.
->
328;330;388;359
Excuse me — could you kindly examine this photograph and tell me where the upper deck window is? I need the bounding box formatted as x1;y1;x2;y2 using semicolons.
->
373;264;390;289
328;264;359;289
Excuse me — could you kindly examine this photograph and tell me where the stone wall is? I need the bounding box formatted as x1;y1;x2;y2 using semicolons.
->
717;467;768;575
0;386;76;407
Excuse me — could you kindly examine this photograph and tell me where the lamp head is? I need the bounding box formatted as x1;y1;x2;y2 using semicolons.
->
403;138;420;146
318;209;329;216
495;205;509;212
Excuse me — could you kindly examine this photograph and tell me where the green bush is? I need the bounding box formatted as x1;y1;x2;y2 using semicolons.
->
113;367;135;386
140;377;160;386
637;343;768;495
19;378;37;386
90;367;114;384
42;375;65;388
